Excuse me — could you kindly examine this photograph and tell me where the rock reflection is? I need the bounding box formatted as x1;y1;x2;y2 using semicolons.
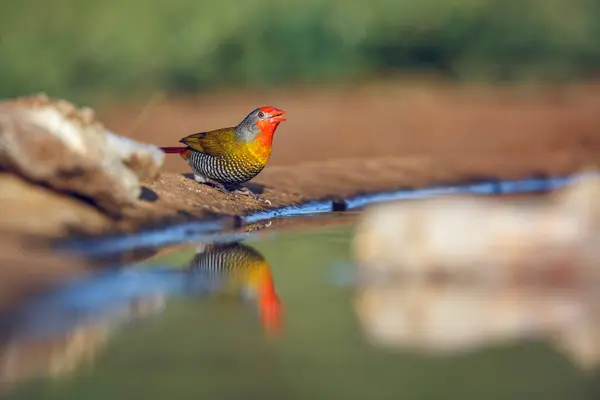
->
355;279;600;371
0;295;165;387
0;241;281;387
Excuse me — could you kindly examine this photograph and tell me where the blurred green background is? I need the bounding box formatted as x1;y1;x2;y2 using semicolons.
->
2;0;600;104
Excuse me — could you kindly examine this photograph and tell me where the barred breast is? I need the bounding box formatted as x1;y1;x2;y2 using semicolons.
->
187;149;267;185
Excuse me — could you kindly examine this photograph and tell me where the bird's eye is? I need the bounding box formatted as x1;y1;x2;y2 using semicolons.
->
257;111;265;118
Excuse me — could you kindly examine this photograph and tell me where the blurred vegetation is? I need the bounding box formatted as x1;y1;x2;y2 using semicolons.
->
1;0;600;103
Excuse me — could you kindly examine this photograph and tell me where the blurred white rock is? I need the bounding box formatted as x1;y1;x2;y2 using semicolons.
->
353;171;600;282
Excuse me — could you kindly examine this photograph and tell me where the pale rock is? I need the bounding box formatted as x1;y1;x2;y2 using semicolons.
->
0;94;164;215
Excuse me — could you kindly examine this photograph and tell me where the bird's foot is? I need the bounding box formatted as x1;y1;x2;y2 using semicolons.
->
202;180;271;205
231;186;272;205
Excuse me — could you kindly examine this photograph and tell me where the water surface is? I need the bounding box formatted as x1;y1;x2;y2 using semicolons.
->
1;218;598;399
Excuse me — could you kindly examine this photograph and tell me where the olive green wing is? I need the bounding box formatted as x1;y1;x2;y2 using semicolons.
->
179;127;236;157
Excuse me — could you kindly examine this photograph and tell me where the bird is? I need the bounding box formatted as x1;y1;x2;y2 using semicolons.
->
183;241;283;335
160;106;286;203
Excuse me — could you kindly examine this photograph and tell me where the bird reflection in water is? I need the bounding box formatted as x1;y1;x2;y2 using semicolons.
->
183;242;283;335
0;240;282;387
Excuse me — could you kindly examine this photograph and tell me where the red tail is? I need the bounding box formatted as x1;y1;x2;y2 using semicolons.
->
160;146;188;154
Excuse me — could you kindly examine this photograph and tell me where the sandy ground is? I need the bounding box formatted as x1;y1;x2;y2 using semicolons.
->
2;81;600;313
93;81;600;225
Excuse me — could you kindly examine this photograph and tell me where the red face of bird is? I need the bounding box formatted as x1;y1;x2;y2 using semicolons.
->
255;106;286;136
237;106;285;134
235;106;286;145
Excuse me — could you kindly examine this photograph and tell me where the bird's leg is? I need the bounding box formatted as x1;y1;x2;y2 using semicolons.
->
195;243;209;254
191;173;230;193
193;173;208;184
209;180;233;194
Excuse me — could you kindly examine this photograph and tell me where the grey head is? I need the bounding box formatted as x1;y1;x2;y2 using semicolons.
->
233;106;287;142
234;108;266;142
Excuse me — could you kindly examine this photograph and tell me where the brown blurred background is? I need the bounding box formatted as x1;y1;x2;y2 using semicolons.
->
3;0;600;175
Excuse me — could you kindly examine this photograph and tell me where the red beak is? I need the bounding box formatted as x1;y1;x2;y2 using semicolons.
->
269;108;286;123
